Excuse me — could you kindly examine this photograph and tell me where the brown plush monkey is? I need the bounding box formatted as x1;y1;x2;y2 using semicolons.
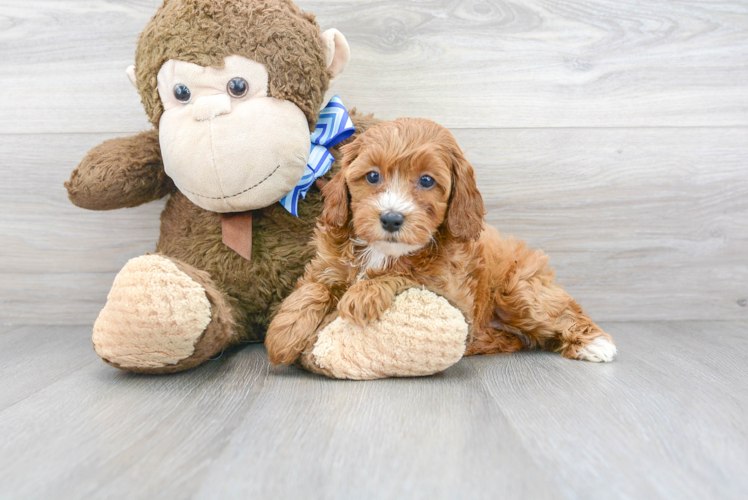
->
66;0;470;376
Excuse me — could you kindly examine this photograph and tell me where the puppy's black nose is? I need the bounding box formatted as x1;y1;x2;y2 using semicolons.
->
380;211;405;233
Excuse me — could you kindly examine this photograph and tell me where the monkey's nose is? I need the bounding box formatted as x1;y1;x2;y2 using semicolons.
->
380;211;405;233
192;94;232;121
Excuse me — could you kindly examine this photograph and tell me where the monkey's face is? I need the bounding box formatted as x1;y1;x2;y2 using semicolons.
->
156;55;311;213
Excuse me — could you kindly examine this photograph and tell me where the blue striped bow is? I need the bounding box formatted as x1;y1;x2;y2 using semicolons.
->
279;95;355;216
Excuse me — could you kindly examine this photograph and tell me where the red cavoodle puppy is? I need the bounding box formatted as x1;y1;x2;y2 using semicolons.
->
266;118;616;373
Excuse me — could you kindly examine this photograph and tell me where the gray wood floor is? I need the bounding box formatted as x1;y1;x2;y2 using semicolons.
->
0;322;746;499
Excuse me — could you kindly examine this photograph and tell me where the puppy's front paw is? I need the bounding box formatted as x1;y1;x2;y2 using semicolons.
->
266;320;305;365
266;311;322;365
338;281;395;326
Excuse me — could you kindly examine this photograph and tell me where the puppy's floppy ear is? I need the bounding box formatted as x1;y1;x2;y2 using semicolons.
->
321;139;360;228
447;148;486;241
320;172;349;228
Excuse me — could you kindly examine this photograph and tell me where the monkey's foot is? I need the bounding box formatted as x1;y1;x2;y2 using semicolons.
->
300;288;468;380
92;255;235;374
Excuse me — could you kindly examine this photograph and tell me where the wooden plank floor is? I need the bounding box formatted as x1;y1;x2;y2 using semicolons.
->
3;129;746;324
3;0;748;132
0;322;746;499
1;0;747;324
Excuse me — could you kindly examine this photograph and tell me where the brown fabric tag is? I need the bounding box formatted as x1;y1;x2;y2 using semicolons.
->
221;212;253;261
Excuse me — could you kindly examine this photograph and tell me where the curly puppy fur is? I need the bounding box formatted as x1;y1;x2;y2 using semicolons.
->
265;118;615;365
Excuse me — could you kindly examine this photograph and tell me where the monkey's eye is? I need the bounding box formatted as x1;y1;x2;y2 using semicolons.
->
418;175;436;189
365;171;380;185
227;77;249;98
173;84;191;103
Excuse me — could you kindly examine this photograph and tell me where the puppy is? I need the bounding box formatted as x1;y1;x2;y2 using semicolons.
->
266;118;616;366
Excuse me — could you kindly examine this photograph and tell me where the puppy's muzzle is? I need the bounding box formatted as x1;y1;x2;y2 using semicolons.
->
380;211;405;233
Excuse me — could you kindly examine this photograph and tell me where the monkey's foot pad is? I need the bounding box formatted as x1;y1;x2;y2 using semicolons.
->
310;288;469;380
92;255;212;370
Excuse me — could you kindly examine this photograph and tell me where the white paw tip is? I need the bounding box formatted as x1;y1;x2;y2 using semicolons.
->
576;337;617;363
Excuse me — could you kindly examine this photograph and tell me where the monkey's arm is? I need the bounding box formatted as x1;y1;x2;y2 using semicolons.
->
65;130;175;210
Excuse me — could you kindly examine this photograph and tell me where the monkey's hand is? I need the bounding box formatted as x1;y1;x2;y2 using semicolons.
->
65;130;174;210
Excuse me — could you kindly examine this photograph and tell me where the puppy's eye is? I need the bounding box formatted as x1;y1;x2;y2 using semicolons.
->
418;175;436;189
365;171;380;185
227;77;248;98
173;84;191;103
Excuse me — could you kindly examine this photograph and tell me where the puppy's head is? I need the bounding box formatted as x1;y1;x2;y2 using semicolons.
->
322;118;485;259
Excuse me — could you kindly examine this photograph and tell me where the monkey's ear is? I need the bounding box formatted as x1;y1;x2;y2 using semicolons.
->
126;65;137;88
321;29;350;80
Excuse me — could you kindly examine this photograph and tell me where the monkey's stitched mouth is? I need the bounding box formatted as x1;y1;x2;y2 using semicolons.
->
181;164;282;200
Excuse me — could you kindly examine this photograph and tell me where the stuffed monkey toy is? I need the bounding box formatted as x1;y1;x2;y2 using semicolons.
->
66;0;469;376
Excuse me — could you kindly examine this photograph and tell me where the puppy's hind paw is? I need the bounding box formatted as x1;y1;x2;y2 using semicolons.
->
575;336;617;363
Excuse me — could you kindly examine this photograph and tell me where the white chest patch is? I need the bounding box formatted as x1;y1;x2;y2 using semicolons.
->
359;246;391;271
358;241;424;271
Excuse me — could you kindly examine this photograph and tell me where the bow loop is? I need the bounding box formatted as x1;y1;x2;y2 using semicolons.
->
279;96;355;216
